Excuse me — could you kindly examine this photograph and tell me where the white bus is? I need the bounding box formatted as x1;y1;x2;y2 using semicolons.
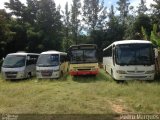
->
103;40;155;81
36;51;68;79
1;52;39;79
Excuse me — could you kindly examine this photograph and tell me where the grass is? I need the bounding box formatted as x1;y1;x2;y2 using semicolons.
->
0;69;160;114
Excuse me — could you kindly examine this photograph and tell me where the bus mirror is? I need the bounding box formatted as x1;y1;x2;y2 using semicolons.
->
2;57;4;61
154;48;158;58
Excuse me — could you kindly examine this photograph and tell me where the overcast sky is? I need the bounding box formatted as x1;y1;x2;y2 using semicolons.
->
0;0;154;10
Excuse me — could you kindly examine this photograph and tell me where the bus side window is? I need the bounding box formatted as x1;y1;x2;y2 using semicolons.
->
60;55;65;63
112;47;115;66
108;47;112;57
26;55;38;66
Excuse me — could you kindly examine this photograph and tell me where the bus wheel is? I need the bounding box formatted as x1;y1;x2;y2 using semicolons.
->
27;72;31;79
111;69;113;78
116;80;125;84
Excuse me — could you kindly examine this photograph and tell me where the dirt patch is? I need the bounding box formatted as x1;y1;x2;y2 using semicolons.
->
108;99;132;114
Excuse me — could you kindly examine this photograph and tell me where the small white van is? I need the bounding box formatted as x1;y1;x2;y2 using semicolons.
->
1;52;39;79
36;51;68;79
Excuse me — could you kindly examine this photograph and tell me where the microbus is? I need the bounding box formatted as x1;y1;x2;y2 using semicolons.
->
103;40;155;81
68;44;99;76
36;51;68;79
1;52;39;79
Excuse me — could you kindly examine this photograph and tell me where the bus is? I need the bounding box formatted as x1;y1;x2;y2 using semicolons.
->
103;40;155;81
36;50;68;79
1;52;39;79
68;44;99;76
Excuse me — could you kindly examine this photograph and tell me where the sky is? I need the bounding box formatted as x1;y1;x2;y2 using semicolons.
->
0;0;154;10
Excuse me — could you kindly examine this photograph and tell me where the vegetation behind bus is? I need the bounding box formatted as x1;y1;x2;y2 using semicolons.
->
1;0;160;62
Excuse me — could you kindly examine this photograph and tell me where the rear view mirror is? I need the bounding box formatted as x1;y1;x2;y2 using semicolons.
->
2;57;4;61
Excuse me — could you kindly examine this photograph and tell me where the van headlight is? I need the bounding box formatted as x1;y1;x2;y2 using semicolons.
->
18;71;25;77
19;71;24;75
145;70;155;74
116;70;126;74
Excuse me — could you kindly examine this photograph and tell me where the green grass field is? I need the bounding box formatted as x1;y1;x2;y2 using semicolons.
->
0;69;160;114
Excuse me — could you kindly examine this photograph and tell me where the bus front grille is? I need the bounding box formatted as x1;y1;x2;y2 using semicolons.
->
41;70;53;76
5;72;17;78
127;71;145;73
125;76;147;78
77;69;91;71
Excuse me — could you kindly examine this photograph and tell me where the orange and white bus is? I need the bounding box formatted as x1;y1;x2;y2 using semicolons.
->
68;44;99;76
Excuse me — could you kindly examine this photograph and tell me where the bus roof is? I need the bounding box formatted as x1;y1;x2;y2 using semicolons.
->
113;40;152;45
7;52;39;56
40;50;67;55
69;44;97;49
103;40;152;51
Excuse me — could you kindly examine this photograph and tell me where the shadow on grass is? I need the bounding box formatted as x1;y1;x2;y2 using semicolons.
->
72;69;112;83
5;77;33;83
154;74;160;83
33;72;69;82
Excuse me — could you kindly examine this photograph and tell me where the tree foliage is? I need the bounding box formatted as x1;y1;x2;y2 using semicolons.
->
0;0;159;61
82;0;107;32
71;0;81;44
151;0;160;26
137;0;148;14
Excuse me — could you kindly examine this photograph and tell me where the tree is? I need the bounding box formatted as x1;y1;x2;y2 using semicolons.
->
25;0;39;24
71;0;81;44
123;6;136;39
133;14;152;39
106;5;124;42
116;0;130;25
142;24;160;48
137;0;148;14
151;0;160;26
5;0;26;22
5;0;63;51
0;10;14;58
150;24;160;47
82;0;107;32
62;2;73;51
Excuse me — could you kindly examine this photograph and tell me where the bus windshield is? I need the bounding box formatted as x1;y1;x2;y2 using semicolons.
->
70;49;97;63
2;55;26;68
116;44;154;65
37;54;59;67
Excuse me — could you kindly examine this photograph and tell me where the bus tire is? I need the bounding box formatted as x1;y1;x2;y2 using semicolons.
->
111;69;113;79
27;72;31;79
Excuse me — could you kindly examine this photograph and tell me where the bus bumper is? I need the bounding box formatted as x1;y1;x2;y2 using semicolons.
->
69;70;98;76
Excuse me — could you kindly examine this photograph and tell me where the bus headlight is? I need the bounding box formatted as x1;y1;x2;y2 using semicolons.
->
18;71;25;77
92;68;98;71
116;70;126;74
70;68;76;71
54;69;60;72
145;70;155;74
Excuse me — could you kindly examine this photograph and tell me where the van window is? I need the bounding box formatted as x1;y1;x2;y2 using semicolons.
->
26;55;39;66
